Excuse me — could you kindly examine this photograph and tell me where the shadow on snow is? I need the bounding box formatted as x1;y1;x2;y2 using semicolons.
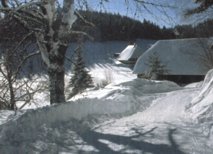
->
76;127;185;154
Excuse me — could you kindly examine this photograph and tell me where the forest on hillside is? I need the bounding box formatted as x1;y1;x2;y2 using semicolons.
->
72;10;175;41
1;10;213;43
72;10;213;41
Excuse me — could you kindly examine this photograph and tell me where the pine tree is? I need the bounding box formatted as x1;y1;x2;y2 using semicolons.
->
69;46;93;98
146;53;168;79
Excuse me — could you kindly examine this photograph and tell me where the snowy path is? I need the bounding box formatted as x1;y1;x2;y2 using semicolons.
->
75;120;212;154
78;88;212;154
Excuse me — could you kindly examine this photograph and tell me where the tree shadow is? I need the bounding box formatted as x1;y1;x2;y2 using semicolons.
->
76;127;185;154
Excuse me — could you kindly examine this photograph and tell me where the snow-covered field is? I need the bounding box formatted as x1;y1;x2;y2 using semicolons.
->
0;44;213;153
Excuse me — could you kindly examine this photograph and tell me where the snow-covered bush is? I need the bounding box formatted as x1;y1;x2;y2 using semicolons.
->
92;69;114;89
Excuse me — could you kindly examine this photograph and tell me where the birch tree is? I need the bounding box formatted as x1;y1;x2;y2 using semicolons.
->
0;0;78;104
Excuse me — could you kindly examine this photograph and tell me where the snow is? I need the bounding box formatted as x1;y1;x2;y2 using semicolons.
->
134;38;213;75
1;40;213;153
0;78;183;153
117;40;156;62
117;44;135;61
0;110;16;126
187;69;213;123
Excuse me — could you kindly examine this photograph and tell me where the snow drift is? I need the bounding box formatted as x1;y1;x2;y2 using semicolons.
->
187;69;213;123
0;78;182;153
0;98;134;153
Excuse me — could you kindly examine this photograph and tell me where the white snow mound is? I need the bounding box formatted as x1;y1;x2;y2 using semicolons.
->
187;69;213;123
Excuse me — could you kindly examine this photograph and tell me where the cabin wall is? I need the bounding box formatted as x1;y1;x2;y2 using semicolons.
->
157;75;205;84
137;74;205;84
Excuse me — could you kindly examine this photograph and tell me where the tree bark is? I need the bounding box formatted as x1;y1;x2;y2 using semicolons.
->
48;66;65;104
48;44;67;104
5;53;16;110
8;73;15;110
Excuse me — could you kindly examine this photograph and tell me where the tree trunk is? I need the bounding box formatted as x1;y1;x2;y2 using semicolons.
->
34;0;75;104
8;75;15;110
5;54;16;110
48;66;65;104
48;45;67;104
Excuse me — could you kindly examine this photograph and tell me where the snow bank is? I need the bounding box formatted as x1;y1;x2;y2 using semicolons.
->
138;88;199;123
120;78;181;94
187;69;213;123
0;98;135;149
0;110;16;126
0;77;181;143
69;78;181;102
184;81;203;88
0;70;185;153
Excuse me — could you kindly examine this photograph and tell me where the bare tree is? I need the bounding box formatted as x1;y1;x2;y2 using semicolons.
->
0;0;81;104
0;61;44;110
0;38;43;110
0;13;46;110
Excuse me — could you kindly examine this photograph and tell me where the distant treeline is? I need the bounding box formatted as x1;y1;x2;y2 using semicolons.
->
72;10;213;41
174;20;213;39
0;10;213;43
72;10;175;41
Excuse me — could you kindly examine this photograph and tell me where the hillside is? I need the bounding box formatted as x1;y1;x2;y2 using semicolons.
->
72;10;175;41
72;11;213;41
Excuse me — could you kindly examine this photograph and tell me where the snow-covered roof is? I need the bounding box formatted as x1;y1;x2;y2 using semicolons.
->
117;44;135;61
118;39;156;62
133;38;213;75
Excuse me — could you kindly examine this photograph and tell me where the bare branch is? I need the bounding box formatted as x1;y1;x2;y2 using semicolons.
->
70;30;94;41
75;10;95;27
134;0;176;8
14;50;40;80
186;0;213;15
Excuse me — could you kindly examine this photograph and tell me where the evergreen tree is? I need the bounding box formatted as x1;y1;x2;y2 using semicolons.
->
146;53;168;79
69;46;93;98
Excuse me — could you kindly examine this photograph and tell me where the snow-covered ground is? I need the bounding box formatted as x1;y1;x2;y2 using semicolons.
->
1;44;213;153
